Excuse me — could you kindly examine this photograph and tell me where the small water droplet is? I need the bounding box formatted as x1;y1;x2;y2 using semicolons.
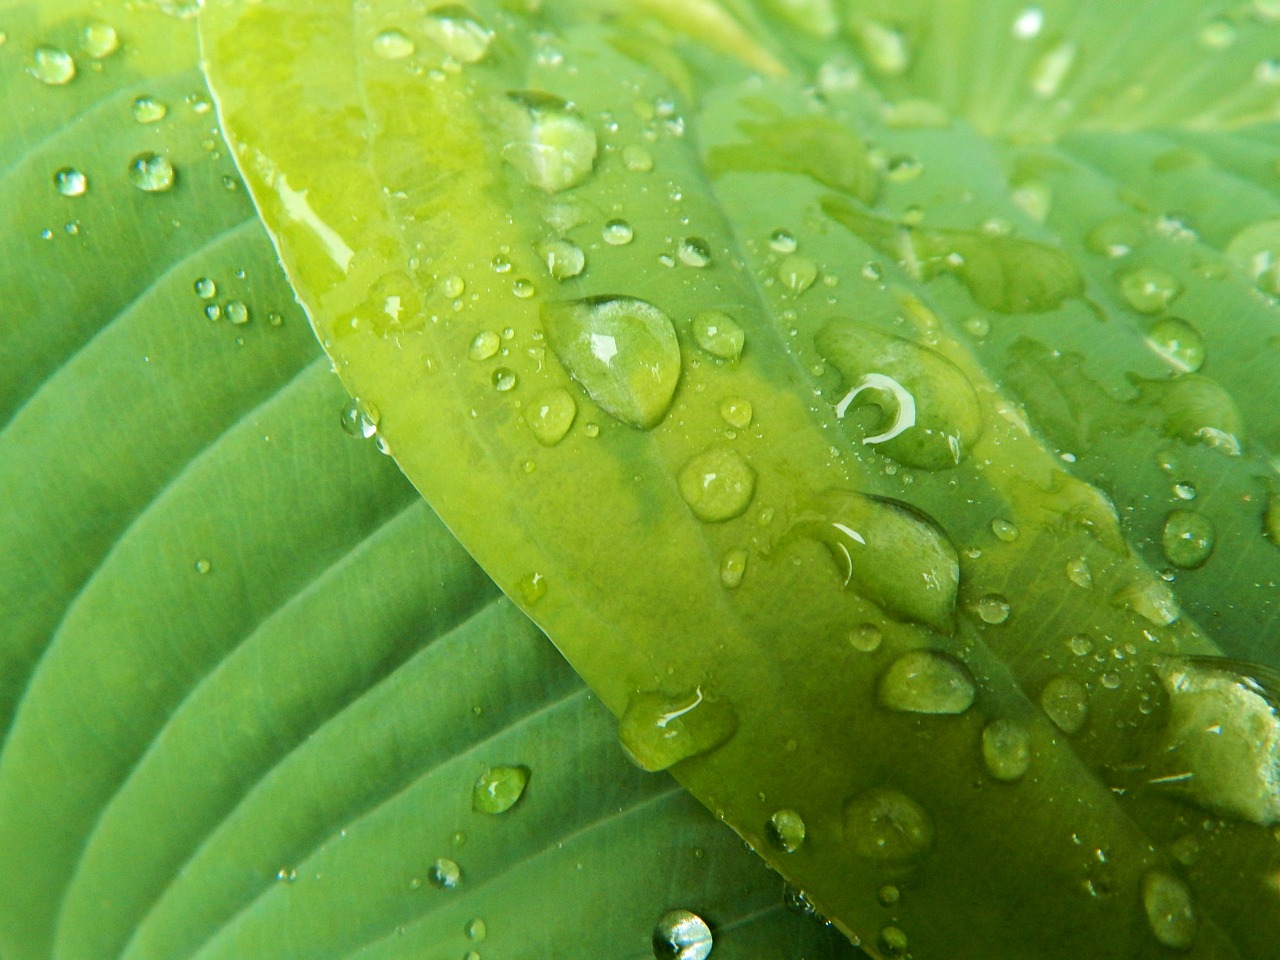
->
472;765;530;814
1065;557;1092;589
524;388;576;445
1162;509;1215;569
1119;266;1182;314
878;650;975;715
844;787;933;861
193;558;212;575
466;918;487;942
879;925;909;956
602;218;634;245
423;4;493;62
491;367;517;392
339;397;380;439
849;622;882;653
777;255;817;293
1173;482;1197;501
518;572;547;604
982;718;1032;781
623;144;654;172
509;278;534;299
372;28;415;59
499;91;597;193
991;518;1019;542
536;237;585;279
276;867;297;883
653;909;713;960
468;330;500;361
204;304;222;321
81;20;120;59
719;549;748;588
427;857;461;890
692;310;745;362
1142;871;1197;950
128;152;175;192
132;95;168;123
719;398;752;430
768;228;798;254
194;277;217;300
620;687;738;772
541;295;680;429
1040;675;1089;734
765;809;806;853
1145;317;1205;373
677;447;756;522
1067;633;1093;656
53;167;86;197
29;47;76;85
225;301;249;325
975;594;1011;625
440;274;466;299
677;236;713;268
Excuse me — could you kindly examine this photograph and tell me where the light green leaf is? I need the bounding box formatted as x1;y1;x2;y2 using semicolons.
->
0;5;860;960
199;0;1280;957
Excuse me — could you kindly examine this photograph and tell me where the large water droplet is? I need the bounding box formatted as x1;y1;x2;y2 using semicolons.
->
1162;509;1215;569
498;92;597;194
817;323;983;470
1119;266;1182;314
1040;675;1089;734
524;387;577;445
536;238;586;279
53;167;87;197
194;277;217;300
1145;318;1204;374
844;787;934;861
29;47;76;85
787;491;959;631
678;448;755;522
766;809;807;853
1142;871;1197;950
541;295;680;430
472;765;530;814
619;687;738;772
423;4;493;62
975;594;1011;624
128;152;175;192
226;301;250;325
692;310;745;362
878;650;975;715
653;909;713;960
132;95;168;124
982;718;1032;781
428;857;461;889
339;397;380;439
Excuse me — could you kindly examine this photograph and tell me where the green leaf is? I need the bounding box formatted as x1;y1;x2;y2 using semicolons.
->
0;5;860;960
199;1;1280;957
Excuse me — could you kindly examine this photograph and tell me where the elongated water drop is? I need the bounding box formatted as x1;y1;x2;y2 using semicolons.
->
720;549;748;588
424;4;493;62
524;387;576;446
472;765;530;814
541;296;680;430
982;718;1032;781
536;237;585;279
692;311;745;361
653;910;713;960
1040;675;1089;734
878;650;975;714
1142;871;1197;950
339;397;380;439
844;788;933;861
619;688;738;772
678;448;755;522
498;92;596;194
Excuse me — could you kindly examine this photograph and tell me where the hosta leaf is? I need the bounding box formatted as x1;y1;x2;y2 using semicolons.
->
199;0;1280;957
0;5;859;960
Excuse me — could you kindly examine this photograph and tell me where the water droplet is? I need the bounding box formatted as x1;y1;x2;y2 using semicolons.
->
428;857;461;890
1040;675;1089;734
653;909;713;960
692;310;745;362
777;254;817;293
852;19;909;75
766;809;806;853
53;167;86;197
975;594;1011;625
29;47;76;85
1029;40;1077;99
885;154;923;183
768;228;798;254
511;278;535;299
719;549;748;588
1065;557;1092;589
372;28;415;59
1173;482;1197;501
677;236;713;268
541;295;680;430
1162;509;1215;569
128;152;175;192
536;238;585;279
1086;215;1143;258
620;687;738;772
1119;266;1182;314
623;144;654;172
225;301;250;325
849;623;882;652
719;398;752;430
788;491;959;631
81;21;120;59
132;95;168;124
194;277;217;300
423;4;493;62
465;918;487;942
982;718;1032;781
472;765;530;814
1145;318;1205;373
1142;871;1197;950
440;274;466;299
879;925;909;956
524;388;576;445
677;447;756;522
339;397;380;439
519;571;547;604
1067;634;1093;656
490;368;516;392
878;650;975;715
499;92;597;194
991;518;1019;542
204;304;222;321
602;218;634;245
276;867;297;883
468;330;500;361
193;558;212;575
1114;576;1181;626
844;787;933;861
